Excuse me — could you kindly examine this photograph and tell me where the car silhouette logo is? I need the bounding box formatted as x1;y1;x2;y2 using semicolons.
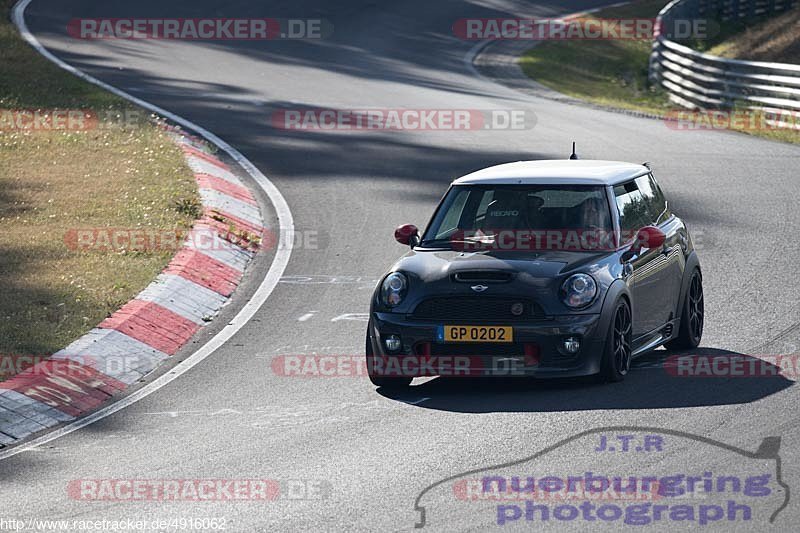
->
471;285;488;293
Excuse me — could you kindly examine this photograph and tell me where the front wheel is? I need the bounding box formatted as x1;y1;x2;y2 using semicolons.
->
597;299;632;383
666;269;704;350
366;326;412;389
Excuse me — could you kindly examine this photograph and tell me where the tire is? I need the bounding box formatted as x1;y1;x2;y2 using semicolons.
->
597;298;632;383
365;326;412;389
666;268;704;350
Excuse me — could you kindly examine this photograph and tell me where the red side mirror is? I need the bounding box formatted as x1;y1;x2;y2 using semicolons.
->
635;225;666;251
394;224;419;247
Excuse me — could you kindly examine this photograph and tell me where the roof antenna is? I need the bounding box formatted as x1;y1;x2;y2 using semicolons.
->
569;142;578;160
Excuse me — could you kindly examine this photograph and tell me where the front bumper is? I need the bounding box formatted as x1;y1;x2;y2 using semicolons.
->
368;312;605;378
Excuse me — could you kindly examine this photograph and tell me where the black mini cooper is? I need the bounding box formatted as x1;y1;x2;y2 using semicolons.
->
366;159;703;387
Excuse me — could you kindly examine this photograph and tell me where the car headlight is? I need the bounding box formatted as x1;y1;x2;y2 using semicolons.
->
381;272;408;308
561;273;597;309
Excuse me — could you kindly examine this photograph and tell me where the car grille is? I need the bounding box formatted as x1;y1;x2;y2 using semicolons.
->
421;343;579;368
423;343;526;357
411;297;544;321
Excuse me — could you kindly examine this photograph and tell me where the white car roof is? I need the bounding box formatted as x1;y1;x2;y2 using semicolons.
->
452;160;650;186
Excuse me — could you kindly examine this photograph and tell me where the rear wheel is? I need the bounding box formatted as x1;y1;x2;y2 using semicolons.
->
666;269;704;350
598;299;632;382
366;326;412;389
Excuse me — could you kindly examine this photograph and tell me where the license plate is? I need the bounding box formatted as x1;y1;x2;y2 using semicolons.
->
439;325;513;343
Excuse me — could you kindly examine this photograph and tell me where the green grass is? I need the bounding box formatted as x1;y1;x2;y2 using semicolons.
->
519;0;671;115
0;0;200;366
518;0;800;144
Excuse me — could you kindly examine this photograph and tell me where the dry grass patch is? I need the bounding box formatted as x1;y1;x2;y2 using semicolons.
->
0;0;199;358
708;6;800;63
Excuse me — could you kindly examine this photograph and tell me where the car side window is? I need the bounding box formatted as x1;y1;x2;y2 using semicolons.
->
647;173;671;223
634;176;656;219
614;181;651;233
630;174;671;226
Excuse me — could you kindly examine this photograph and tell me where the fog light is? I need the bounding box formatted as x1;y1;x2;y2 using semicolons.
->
384;335;402;352
562;337;580;354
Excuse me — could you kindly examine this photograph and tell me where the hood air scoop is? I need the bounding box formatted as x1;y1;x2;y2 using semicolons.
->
451;270;513;283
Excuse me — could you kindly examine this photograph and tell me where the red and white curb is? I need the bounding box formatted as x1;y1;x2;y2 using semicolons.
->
0;131;264;445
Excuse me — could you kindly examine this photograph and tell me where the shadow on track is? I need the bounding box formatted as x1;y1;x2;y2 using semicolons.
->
377;347;795;411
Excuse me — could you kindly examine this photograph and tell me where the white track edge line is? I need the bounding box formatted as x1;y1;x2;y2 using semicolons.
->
1;0;294;460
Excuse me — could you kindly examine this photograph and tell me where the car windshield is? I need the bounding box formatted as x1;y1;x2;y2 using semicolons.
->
420;184;614;251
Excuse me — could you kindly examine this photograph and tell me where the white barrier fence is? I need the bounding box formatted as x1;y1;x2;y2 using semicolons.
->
649;0;800;128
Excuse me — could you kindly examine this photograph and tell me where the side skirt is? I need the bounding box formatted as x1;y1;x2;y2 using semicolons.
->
632;318;680;357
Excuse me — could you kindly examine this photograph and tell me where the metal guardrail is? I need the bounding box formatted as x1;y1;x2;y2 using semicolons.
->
649;0;800;126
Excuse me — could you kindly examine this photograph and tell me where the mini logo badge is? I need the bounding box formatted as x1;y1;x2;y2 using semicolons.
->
471;285;489;293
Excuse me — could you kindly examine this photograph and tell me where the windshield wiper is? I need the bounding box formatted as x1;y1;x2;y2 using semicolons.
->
419;238;475;247
419;236;497;248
